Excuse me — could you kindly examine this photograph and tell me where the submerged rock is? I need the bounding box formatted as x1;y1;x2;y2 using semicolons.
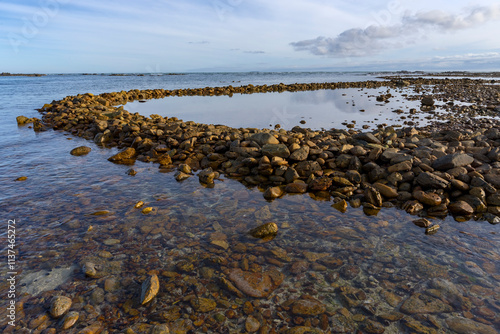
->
141;274;160;304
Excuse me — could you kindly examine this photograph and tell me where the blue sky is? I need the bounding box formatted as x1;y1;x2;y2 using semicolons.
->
1;0;499;73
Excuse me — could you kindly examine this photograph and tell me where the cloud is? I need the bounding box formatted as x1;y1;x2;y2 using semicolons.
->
244;50;265;54
188;41;210;44
290;5;500;57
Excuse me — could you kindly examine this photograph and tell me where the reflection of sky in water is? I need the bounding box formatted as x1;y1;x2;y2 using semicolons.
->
125;88;427;130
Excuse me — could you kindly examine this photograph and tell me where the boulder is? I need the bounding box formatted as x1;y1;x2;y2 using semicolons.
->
261;144;290;159
249;132;279;145
432;153;474;170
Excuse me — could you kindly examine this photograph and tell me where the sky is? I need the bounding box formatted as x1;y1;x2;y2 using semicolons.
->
1;0;499;73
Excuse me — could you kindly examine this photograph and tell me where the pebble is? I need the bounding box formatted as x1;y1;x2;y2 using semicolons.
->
141;274;160;304
245;315;261;332
60;311;79;330
49;296;72;318
70;146;91;156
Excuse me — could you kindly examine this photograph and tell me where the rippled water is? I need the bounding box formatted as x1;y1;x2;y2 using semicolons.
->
0;73;499;333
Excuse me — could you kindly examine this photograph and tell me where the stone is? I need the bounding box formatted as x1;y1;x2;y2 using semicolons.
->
339;264;360;279
400;293;453;314
291;297;326;315
50;296;72;318
150;324;170;334
249;132;279;145
330;313;356;333
245;315;260;332
388;160;412;173
198;167;219;184
285;327;323;334
413;218;432;228
248;222;278;239
363;319;385;334
70;146;91;156
284;167;300;183
432;153;474;170
448;201;474;215
308;177;332;191
295;160;321;177
289;146;310;161
141;274;160;304
421;96;434;106
261;144;290;158
190;297;216;313
60;311;79;330
373;183;398;198
332;199;348;213
16;115;33;125
227;268;283;298
263;186;284;200
365;186;383;207
108;147;136;164
412;190;442;206
285;182;308;193
416;172;449;189
355;132;381;144
445;317;497;334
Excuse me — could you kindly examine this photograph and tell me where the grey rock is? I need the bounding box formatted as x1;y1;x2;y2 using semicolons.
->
284;167;299;183
355;132;382;144
289;146;310;161
432;153;474;170
294;161;321;177
261;144;290;159
249;132;279;145
445;317;497;334
416;172;450;189
19;265;77;296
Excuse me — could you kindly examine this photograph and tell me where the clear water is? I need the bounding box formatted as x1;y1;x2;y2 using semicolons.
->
0;73;499;333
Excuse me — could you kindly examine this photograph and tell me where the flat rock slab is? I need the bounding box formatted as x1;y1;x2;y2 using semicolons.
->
228;268;283;298
20;265;77;296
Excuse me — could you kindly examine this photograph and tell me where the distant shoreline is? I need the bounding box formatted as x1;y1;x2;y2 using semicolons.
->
0;72;45;77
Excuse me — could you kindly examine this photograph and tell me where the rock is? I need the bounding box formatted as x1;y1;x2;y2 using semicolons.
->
332;199;348;213
16;115;33;125
108;147;136;164
284;167;300;183
227;268;283;298
248;222;278;239
263;186;284;200
308;177;332;191
83;262;97;278
261;144;290;158
363;319;385;334
50;296;72;318
286;327;323;334
291;297;326;315
289;146;310;161
245;315;260;332
388;160;412;173
339;264;360;280
365;186;383;207
413;218;432;228
249;132;279;145
60;311;79;330
285;182;308;193
448;201;474;215
198;167;219;184
421;96;434;106
330;313;356;333
373;183;398;198
432;153;474;170
425;225;440;235
416;172;449;189
70;146;91;156
141;274;160;304
190;297;216;313
355;132;382;144
445;317;497;334
412;190;442;206
150;324;170;334
175;171;191;181
400;293;453;314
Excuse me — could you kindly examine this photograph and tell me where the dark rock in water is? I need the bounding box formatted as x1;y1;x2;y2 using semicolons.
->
339;264;360;280
249;132;279;145
285;182;308;193
141;274;160;304
421;96;434;106
448;201;474;215
263;186;284;200
416;172;449;189
291;297;326;316
432;153;474;170
364;186;383;207
261;144;290;158
198;167;219;184
330;313;356;333
70;146;91;156
248;222;278;239
227;268;283;298
362;319;385;334
445;317;497;334
108;147;136;164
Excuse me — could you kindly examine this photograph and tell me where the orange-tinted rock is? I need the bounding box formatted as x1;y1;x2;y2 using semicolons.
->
228;268;283;298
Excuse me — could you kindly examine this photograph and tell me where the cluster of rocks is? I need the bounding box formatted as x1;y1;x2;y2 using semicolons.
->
32;79;500;223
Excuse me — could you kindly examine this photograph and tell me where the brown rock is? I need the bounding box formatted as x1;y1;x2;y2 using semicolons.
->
448;201;474;215
248;222;278;239
70;146;91;156
263;186;284;200
285;182;308;193
50;296;72;318
141;274;160;304
413;218;432;228
245;315;260;332
227;268;283;298
373;183;398;198
400;293;453;314
413;190;442;206
445;317;497;334
291;297;326;316
365;186;383;207
108;147;136;164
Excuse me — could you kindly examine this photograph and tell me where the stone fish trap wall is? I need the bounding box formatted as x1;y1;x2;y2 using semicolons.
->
33;78;500;225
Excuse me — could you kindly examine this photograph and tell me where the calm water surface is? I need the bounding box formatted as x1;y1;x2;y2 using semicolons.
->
0;73;499;333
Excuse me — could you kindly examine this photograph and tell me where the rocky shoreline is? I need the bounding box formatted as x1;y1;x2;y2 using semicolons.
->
25;78;500;224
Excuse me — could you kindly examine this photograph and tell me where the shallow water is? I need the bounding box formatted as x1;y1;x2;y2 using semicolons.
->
0;73;499;333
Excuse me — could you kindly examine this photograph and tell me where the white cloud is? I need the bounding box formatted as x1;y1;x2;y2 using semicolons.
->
290;4;500;57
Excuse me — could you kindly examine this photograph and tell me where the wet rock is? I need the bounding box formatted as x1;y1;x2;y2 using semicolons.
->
362;319;385;334
373;183;398;198
60;311;79;330
445;317;497;334
403;319;437;334
70;146;91;156
432;153;474;170
365;186;383;207
448;201;474;215
108;147;136;164
294;160;321;177
330;312;357;333
248;222;278;239
150;324;170;334
355;132;382;144
400;293;453;314
413;218;432;228
332;199;348;213
416;172;449;189
421;96;434;106
141;274;160;304
309;177;332;191
425;224;440;235
198;167;219;184
285;182;308;193
190;297;216;313
413;190;442;206
339;264;360;280
50;296;72;318
16;115;33;125
286;327;323;334
245;315;260;332
261;144;290;158
339;286;366;307
291;297;326;315
227;268;283;298
263;186;284;200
